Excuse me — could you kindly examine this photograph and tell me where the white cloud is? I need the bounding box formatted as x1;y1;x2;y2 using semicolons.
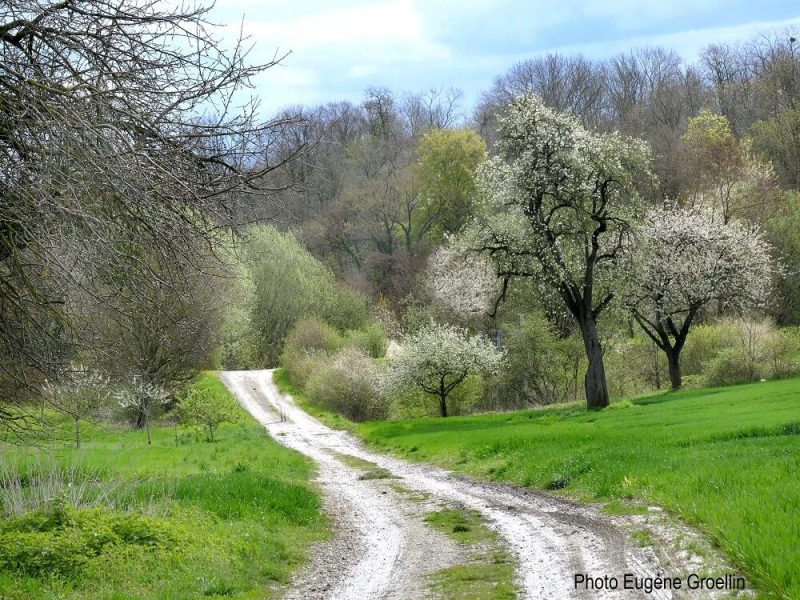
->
240;0;423;51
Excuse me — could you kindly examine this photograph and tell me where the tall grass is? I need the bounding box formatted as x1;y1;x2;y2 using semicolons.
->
0;455;168;516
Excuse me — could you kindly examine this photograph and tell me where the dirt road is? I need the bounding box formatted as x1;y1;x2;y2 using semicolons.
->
221;370;730;600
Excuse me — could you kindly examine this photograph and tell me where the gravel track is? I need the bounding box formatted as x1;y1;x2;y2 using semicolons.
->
221;369;727;600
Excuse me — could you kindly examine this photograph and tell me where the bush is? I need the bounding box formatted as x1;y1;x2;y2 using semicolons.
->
706;347;756;386
343;323;388;358
280;319;343;387
284;318;343;355
765;328;800;379
681;323;735;377
496;312;583;407
0;499;186;578
684;318;799;386
305;348;387;422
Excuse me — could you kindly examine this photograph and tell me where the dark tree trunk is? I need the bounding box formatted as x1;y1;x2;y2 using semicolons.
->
439;394;448;417
667;348;683;390
135;403;147;428
579;312;609;410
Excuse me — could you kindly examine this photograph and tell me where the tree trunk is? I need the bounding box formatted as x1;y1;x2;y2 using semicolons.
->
579;313;609;410
75;417;81;449
438;394;448;417
667;348;683;390
145;413;152;445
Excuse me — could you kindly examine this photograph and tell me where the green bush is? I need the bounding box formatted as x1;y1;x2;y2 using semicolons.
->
0;499;186;578
706;347;757;386
305;348;387;421
496;312;584;407
681;323;735;377
280;319;343;387
343;322;388;358
765;327;800;379
284;318;343;355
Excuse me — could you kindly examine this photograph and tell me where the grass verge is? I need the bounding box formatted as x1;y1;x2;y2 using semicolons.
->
0;372;327;600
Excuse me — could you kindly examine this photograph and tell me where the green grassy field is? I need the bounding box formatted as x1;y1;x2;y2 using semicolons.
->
354;378;800;600
0;373;326;599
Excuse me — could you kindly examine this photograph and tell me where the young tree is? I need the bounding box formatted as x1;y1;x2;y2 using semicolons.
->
470;94;653;409
382;322;503;417
620;205;773;389
42;366;109;449
179;384;239;442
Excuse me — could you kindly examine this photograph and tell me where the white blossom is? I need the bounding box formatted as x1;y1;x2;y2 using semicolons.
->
619;203;775;388
621;204;773;320
381;322;504;416
425;246;500;317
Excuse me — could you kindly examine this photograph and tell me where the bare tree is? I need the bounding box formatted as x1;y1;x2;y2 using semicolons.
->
0;0;303;431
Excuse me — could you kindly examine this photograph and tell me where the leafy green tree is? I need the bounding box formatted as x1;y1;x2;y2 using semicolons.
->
245;226;369;365
179;380;239;442
415;129;486;238
750;109;800;188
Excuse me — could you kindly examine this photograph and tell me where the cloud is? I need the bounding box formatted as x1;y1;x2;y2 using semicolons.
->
240;0;423;51
207;1;800;116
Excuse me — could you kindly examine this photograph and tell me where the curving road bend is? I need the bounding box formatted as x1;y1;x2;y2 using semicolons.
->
221;369;705;600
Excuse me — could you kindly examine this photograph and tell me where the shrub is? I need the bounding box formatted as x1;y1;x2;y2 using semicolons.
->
765;328;800;379
496;312;583;407
280;319;343;387
305;348;387;422
343;323;388;358
706;347;757;386
681;323;735;377
0;500;186;578
284;318;342;355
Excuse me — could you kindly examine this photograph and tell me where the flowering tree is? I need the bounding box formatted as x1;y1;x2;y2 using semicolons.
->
426;246;500;318
382;322;503;417
114;377;170;445
470;94;653;409
42;365;109;449
620;205;773;389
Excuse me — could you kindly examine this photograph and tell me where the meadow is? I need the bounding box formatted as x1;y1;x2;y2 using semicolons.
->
0;373;326;599
355;378;800;599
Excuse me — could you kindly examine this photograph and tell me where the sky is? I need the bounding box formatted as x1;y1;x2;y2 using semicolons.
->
209;0;800;118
